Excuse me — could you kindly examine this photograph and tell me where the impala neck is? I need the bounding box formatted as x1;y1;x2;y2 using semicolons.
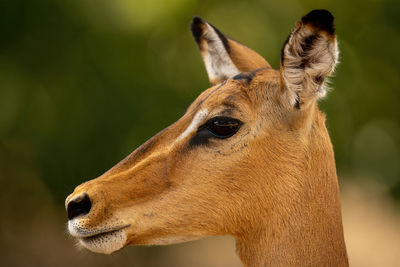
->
235;109;348;267
235;212;348;266
234;188;348;266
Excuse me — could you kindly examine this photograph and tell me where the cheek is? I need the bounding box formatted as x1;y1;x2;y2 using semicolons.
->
210;135;251;158
174;143;253;192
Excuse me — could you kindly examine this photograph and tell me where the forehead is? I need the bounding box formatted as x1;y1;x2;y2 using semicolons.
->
187;68;280;114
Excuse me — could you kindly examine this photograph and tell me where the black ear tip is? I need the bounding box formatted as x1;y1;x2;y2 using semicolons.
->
191;16;205;43
302;9;335;35
192;16;203;24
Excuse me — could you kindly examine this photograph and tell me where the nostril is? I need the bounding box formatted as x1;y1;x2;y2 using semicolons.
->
67;193;92;220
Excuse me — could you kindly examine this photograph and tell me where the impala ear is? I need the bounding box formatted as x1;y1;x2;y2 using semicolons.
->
191;16;271;85
280;10;339;109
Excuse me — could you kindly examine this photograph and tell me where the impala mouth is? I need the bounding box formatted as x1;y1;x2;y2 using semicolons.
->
68;223;130;254
80;226;127;240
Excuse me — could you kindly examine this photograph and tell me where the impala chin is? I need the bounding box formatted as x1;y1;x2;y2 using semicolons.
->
68;219;129;254
78;228;127;254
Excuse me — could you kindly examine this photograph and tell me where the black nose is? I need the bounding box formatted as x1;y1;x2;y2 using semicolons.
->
67;193;92;220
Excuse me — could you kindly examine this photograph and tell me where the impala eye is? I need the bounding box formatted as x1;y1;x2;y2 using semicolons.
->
206;116;242;138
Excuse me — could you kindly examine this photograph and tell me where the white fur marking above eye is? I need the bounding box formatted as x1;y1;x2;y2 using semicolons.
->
176;109;208;141
202;24;239;81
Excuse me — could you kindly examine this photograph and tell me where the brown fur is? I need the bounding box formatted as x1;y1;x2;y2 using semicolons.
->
66;10;348;266
229;39;271;71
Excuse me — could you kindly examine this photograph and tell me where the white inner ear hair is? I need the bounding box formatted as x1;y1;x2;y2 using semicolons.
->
202;23;240;82
282;26;338;106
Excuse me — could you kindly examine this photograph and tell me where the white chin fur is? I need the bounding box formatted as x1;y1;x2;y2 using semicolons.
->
79;229;127;254
68;219;128;254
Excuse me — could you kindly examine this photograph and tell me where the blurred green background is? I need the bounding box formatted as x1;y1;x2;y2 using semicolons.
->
1;0;399;266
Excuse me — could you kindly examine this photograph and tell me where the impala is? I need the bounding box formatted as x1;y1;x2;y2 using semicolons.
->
66;10;348;266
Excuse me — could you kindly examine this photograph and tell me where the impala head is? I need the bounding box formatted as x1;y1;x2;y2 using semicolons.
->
66;10;338;255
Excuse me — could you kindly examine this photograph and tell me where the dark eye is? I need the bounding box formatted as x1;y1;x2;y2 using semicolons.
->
206;116;242;138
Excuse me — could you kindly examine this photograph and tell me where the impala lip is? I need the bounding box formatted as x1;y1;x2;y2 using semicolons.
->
80;225;130;239
79;227;127;240
68;221;130;238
